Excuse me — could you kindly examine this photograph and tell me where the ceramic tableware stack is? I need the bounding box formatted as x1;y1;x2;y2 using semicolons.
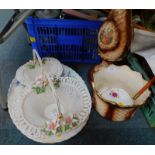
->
89;9;151;121
8;50;91;143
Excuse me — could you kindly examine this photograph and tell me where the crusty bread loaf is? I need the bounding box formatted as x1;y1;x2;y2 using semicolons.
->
98;9;132;62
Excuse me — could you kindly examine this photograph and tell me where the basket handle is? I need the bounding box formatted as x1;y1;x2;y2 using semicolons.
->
32;49;43;76
33;50;62;114
33;50;63;118
44;72;62;118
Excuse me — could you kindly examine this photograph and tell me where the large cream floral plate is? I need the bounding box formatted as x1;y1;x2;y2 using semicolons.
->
8;65;91;143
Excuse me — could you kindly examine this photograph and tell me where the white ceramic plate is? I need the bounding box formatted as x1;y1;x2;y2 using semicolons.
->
8;65;91;143
16;57;63;87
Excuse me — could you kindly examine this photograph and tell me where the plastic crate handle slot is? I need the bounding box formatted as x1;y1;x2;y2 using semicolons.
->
58;36;82;45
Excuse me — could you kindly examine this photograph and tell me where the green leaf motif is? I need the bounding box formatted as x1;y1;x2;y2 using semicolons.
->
27;64;35;69
73;116;79;120
47;131;53;136
72;122;78;127
32;86;46;94
53;77;61;88
42;59;46;64
64;124;70;131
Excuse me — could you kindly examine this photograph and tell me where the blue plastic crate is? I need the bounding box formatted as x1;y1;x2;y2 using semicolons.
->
25;17;102;63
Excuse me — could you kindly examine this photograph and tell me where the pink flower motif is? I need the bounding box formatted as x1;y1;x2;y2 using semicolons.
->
35;80;42;86
48;122;57;130
104;36;111;44
110;91;118;98
34;75;46;86
65;116;72;124
35;75;44;82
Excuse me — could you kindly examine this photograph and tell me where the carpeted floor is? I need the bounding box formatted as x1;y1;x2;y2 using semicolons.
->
0;10;155;145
